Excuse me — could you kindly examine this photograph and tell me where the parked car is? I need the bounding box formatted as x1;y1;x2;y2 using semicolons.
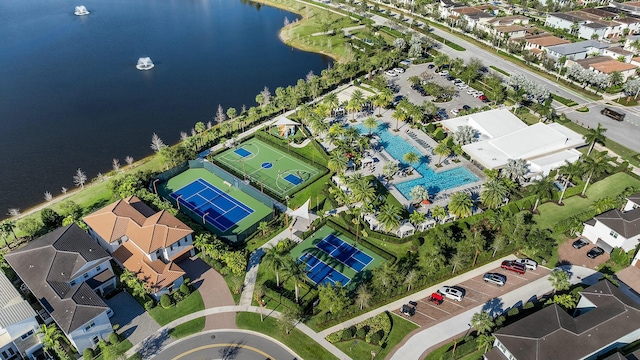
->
514;258;538;271
462;105;471;111
450;108;459;116
483;273;506;286
587;246;605;259
572;238;589;249
427;292;444;305
479;95;489;102
475;92;484;98
401;304;416;316
393;67;405;74
428;64;435;69
438;286;464;301
439;70;449;76
385;70;398;77
501;260;526;274
446;75;455;81
453;78;463;84
457;83;469;89
467;88;477;95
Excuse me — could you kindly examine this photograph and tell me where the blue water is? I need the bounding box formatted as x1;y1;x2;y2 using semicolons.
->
354;124;479;199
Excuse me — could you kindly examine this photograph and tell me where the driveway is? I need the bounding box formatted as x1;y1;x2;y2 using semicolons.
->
557;237;610;269
105;291;160;346
178;256;236;330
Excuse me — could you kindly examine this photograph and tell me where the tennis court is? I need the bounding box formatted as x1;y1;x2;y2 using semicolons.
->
289;225;384;289
170;179;253;232
299;253;350;286
213;138;321;197
316;234;373;272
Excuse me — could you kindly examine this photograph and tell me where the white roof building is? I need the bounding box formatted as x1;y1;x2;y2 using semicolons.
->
440;109;585;176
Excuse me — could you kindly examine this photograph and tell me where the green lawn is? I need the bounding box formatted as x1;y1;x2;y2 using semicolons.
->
236;312;339;360
168;317;205;339
94;340;134;360
533;172;640;231
148;291;205;326
333;313;418;360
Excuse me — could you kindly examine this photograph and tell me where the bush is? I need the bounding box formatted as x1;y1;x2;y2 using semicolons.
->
144;300;155;311
160;294;173;309
610;248;631;267
180;283;191;296
356;326;369;338
109;332;119;344
412;237;424;247
495;315;506;327
369;330;384;344
524;301;534;310
425;123;436;133
507;307;520;317
341;326;355;340
83;348;94;359
173;291;185;303
434;128;446;141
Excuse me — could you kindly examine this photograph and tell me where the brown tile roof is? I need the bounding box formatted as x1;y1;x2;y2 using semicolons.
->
607;47;634;56
113;241;185;293
83;196;193;254
4;224;110;333
526;35;570;47
494;25;525;33
494;280;640;360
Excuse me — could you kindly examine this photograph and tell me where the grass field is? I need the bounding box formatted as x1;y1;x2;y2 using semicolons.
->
148;291;204;326
159;168;272;237
214;138;321;198
289;225;385;290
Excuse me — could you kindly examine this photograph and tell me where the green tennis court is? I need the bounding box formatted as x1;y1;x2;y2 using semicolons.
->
213;138;321;198
158;168;273;239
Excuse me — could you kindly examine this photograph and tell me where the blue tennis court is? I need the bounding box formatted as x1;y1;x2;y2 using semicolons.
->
316;234;373;272
283;173;303;186
299;253;350;286
234;148;252;158
170;179;254;232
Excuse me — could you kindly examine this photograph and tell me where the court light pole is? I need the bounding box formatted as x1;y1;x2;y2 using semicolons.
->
153;179;160;194
202;212;209;224
176;195;182;210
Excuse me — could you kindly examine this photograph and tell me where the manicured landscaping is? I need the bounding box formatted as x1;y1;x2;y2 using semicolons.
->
236;312;339;360
168;317;205;339
148;291;205;326
489;66;509;77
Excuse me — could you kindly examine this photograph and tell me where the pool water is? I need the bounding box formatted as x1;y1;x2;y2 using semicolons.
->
354;124;479;199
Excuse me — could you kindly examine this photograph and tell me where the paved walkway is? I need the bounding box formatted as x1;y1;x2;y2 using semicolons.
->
178;256;236;330
125;305;350;360
389;265;601;360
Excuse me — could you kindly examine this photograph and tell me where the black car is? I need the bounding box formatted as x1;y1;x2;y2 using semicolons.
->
428;64;435;69
446;75;455;81
462;105;471;111
587;246;605;259
572;238;589;249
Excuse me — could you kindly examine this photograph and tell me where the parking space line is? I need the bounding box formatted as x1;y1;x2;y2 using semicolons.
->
414;310;436;320
424;303;451;315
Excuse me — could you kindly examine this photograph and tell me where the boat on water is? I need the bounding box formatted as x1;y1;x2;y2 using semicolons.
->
136;57;154;71
74;5;90;15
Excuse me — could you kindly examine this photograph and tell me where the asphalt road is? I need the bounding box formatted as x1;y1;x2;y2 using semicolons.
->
152;331;298;360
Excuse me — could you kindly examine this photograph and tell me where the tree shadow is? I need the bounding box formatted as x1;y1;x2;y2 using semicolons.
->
482;297;505;318
138;328;170;359
219;340;247;360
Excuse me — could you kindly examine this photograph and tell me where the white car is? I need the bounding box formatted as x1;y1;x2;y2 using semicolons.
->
393;67;405;74
457;84;469;89
453;78;462;84
514;258;538;270
385;70;398;77
438;286;464;301
438;70;449;76
475;92;484;98
467;88;478;95
450;108;459;116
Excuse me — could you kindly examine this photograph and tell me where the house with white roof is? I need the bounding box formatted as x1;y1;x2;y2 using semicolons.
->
583;193;640;254
0;272;43;360
439;109;585;178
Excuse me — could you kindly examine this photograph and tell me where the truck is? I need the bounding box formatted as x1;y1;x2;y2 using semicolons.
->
600;107;625;121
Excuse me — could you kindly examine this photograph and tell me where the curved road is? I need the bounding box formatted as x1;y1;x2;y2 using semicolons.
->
152;330;298;360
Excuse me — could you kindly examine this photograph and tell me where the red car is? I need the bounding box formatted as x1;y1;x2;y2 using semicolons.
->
501;260;526;275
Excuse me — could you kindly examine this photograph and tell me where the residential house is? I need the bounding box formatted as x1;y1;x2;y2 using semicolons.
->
581;193;640;253
545;12;587;32
484;280;640;360
83;196;195;300
491;25;527;39
578;21;609;40
0;272;43;360
438;0;466;18
546;40;610;60
4;224;115;354
611;1;640;17
602;46;635;62
445;6;494;31
572;56;638;81
524;35;571;57
485;15;530;28
624;34;640;51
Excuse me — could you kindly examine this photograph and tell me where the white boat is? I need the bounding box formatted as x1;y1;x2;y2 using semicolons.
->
136;57;154;71
74;5;90;16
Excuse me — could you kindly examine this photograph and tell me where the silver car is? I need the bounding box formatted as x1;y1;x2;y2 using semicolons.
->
438;286;464;301
483;273;506;286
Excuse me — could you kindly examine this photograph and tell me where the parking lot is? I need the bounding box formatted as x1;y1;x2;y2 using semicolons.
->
386;62;489;119
395;264;551;327
557;237;610;269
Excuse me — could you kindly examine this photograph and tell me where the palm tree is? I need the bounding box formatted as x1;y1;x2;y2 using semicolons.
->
592;196;616;213
262;246;286;287
375;88;393;116
549;269;570;294
346;99;361;121
583;123;607;156
257;221;270;236
405;269;418;291
407;103;423;127
501;158;528;184
433;53;450;71
449;192;474;218
377;203;401;232
477;334;495;353
351;177;375;204
392;107;408;131
297;103;313;126
434;142;451;166
356;284;372;310
556;161;582;205
283;257;308;303
403;151;420;170
409;211;426;226
450;252;465;274
39;324;70;360
546;294;578;310
480;178;508;209
192;233;211;253
431;205;447;223
363;116;379;135
471;311;494;335
323;93;340;114
328;151;348;174
0;221;18;244
529;176;555;212
580;152;612;196
120;270;147;298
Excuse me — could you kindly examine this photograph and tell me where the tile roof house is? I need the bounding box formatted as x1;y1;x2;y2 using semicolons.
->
4;224;115;354
484;280;640;360
83;196;195;300
582;193;640;253
0;271;44;360
524;34;571;53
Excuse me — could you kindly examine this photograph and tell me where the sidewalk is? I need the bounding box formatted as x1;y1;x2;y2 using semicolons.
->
125;305;351;360
389;265;600;360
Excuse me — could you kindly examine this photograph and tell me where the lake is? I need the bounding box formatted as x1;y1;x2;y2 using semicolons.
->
0;0;332;216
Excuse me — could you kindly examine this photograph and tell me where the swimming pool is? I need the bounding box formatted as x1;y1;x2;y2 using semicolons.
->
354;124;479;199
